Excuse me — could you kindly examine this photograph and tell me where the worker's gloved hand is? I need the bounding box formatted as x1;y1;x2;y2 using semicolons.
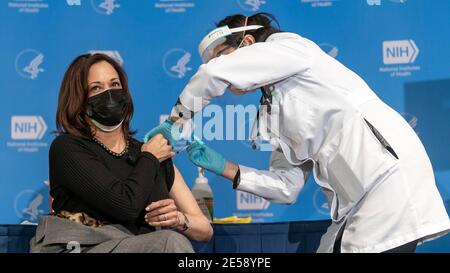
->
143;120;182;146
187;140;226;176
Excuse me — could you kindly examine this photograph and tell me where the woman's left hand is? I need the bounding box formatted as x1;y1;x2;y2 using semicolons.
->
144;199;181;229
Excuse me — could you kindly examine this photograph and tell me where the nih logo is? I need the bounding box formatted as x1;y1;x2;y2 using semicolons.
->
236;191;270;210
383;40;419;65
11;116;47;140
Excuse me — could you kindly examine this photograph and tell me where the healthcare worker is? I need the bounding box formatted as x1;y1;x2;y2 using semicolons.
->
145;13;450;253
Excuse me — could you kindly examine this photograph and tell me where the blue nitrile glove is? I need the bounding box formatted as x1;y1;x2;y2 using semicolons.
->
187;140;226;176
143;120;181;146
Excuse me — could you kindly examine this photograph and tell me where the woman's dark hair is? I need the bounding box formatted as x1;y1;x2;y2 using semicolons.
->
56;53;135;139
216;12;281;48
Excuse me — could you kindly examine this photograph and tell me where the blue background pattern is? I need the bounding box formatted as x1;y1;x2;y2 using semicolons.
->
1;0;449;248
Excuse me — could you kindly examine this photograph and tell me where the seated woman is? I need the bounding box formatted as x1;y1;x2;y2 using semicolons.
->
30;53;213;253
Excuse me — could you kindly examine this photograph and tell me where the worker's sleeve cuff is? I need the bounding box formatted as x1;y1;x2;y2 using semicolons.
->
232;168;241;189
235;164;259;192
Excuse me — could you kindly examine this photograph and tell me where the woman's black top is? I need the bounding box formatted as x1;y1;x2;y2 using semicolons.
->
49;134;175;235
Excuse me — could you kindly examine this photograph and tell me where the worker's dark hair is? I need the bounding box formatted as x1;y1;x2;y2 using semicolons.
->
216;13;281;48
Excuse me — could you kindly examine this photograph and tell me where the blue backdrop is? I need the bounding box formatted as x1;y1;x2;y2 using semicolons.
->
1;0;449;237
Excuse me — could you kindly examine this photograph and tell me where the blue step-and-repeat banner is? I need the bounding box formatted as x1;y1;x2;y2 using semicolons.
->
1;0;449;227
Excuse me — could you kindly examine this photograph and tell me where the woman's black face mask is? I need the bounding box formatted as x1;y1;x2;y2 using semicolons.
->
86;88;129;127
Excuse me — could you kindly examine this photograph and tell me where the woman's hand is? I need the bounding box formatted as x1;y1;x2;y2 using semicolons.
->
141;134;175;162
144;199;183;229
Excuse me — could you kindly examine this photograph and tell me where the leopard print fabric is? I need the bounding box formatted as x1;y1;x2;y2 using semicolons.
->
54;210;109;228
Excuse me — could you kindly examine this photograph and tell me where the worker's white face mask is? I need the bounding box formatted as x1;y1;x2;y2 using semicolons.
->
198;24;263;63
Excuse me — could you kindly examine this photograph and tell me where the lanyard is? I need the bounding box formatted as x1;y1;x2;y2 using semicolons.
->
251;87;273;150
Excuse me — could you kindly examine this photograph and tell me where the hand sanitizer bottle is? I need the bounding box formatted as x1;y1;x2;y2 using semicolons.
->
191;167;214;221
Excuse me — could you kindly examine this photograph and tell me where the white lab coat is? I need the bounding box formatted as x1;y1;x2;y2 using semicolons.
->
173;32;450;252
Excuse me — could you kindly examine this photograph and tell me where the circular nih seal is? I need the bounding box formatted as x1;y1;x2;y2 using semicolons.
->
319;43;339;58
162;48;193;79
91;0;120;15
237;0;266;12
14;189;45;223
15;49;45;80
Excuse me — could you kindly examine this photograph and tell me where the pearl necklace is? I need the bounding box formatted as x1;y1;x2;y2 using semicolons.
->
92;137;129;157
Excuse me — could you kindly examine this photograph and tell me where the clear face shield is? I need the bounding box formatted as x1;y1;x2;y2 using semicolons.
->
198;24;264;63
171;22;266;153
